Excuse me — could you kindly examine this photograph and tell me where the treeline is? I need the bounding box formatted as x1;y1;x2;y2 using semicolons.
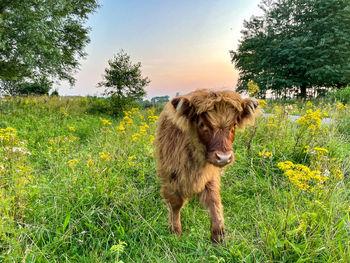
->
0;1;151;114
231;0;350;98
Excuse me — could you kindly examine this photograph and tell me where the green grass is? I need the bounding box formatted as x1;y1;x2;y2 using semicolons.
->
0;96;349;262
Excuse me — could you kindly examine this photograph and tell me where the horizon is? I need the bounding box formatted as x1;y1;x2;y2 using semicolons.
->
56;0;261;99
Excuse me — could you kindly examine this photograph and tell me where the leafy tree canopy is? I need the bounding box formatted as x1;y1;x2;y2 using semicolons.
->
231;0;350;98
98;50;150;101
0;0;99;89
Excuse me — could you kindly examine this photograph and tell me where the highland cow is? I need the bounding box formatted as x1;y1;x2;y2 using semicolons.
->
155;90;259;243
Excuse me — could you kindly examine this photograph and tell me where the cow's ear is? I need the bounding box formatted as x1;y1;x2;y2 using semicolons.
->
171;97;193;117
236;98;260;129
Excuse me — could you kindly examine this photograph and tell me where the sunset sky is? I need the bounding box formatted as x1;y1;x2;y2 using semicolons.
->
58;0;261;99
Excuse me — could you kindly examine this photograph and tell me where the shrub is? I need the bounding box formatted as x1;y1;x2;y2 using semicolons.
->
87;97;111;114
50;89;59;96
13;81;51;96
109;95;137;117
87;96;137;116
327;86;350;103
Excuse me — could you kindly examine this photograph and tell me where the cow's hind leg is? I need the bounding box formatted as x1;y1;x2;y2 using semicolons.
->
162;190;186;235
199;179;225;243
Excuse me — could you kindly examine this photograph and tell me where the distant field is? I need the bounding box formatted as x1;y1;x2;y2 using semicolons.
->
0;96;349;262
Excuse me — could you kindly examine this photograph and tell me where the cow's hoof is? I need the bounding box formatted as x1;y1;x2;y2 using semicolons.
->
210;228;225;244
169;225;181;236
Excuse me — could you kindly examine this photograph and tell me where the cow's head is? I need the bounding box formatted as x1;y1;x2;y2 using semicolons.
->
171;90;259;168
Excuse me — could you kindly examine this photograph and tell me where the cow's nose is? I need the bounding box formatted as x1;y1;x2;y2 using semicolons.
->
215;152;232;163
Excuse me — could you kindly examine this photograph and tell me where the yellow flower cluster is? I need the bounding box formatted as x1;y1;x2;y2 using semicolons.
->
128;155;136;167
67;159;79;168
306;101;313;108
266;115;278;128
86;158;96;168
99;152;112;161
278;161;326;192
0;127;20;147
304;145;344;181
49;134;79;146
258;149;273;159
258;99;267;108
247;80;260;97
273;105;285;116
335;102;348;111
313;147;328;154
296;109;328;133
133;122;150;142
100;117;112;125
116;110;136;132
67;126;76;132
147;109;159;123
60;107;69;118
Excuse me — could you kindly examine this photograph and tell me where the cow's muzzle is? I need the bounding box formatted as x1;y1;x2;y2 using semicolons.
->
208;150;234;167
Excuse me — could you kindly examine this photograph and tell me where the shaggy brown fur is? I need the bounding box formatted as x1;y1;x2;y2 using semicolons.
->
155;89;259;243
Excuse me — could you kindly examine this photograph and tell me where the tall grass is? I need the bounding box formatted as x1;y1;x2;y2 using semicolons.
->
0;96;349;262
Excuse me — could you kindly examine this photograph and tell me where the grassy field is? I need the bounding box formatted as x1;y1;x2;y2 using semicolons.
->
0;96;349;262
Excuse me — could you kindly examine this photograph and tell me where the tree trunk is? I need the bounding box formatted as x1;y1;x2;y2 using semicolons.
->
300;85;307;98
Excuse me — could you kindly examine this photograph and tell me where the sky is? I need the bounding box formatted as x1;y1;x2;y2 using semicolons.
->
57;0;261;99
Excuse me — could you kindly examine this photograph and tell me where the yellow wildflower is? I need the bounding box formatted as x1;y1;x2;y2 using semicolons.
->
247;80;260;97
67;126;76;132
148;115;159;123
86;159;96;167
306;101;313;108
116;124;125;132
99;152;112;161
67;159;79;168
278;161;327;192
258;99;267;108
100;117;112;125
314;147;328;154
122;116;133;126
266;115;277;128
0;127;20;146
258;149;273;159
304;145;310;153
128;155;136;167
132;133;141;142
297;109;327;133
60;107;68;118
335;102;348;111
335;170;343;179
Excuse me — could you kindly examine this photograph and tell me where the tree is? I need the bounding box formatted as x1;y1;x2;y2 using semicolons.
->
5;79;52;96
231;0;350;98
98;50;150;100
0;0;99;90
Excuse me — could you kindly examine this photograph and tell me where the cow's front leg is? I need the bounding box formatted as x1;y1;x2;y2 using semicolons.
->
162;190;186;235
199;179;225;243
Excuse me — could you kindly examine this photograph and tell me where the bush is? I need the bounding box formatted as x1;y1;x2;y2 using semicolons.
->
109;95;137;116
327;86;350;103
87;97;111;114
50;89;59;96
87;96;136;116
14;81;51;96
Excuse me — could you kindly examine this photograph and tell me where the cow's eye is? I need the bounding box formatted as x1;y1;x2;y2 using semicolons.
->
199;122;205;129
